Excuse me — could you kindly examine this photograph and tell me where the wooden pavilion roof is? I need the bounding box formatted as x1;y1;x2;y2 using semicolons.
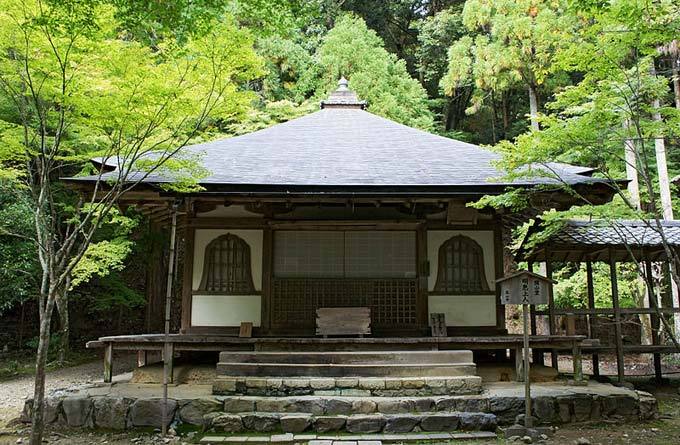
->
518;219;680;263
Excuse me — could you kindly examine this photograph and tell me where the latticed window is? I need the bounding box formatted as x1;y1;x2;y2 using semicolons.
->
434;235;490;294
198;234;255;294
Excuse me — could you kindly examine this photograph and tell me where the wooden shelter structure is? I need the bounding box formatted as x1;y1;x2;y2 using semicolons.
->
519;219;680;383
71;79;623;383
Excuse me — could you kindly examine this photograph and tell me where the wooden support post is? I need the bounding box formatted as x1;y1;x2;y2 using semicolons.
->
586;261;599;378
137;350;147;368
572;341;583;383
163;342;174;384
645;261;663;382
610;255;625;383
162;204;178;436
103;343;113;383
515;345;524;382
528;262;543;365
546;258;558;370
522;302;532;427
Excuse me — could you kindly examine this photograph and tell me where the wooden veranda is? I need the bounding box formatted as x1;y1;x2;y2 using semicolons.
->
520;219;680;383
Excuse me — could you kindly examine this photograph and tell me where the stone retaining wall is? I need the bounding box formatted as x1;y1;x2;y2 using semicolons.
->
21;390;658;433
212;376;482;397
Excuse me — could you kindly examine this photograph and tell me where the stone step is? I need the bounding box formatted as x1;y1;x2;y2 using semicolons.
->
218;350;474;365
216;363;477;378
220;395;489;415
212;375;482;397
203;411;498;435
199;431;498;443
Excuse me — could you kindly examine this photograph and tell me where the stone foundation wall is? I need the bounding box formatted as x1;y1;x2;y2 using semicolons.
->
21;390;658;433
212;376;482;397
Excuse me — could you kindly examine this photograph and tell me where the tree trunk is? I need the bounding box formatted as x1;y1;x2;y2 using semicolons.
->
55;293;69;363
672;57;680;110
623;119;641;210
29;292;57;445
650;65;680;336
528;85;539;131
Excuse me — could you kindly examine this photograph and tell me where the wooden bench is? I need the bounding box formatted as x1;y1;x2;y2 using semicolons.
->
316;307;371;337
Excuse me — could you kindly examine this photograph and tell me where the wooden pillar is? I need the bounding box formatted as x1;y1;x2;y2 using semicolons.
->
103;343;113;383
645;260;663;382
528;261;543;365
417;223;429;332
609;255;625;383
586;261;599;378
180;224;195;333
546;256;558;370
261;226;273;334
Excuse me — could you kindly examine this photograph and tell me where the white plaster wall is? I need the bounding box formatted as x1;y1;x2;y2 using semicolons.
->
191;295;261;326
427;230;496;327
191;229;263;327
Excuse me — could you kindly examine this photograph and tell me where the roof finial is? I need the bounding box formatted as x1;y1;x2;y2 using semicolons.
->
320;76;367;110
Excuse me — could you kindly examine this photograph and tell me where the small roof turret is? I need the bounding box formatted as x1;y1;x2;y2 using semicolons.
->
320;77;367;109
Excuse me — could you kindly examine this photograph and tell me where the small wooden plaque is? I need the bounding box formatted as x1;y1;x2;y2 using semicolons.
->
316;307;371;337
239;322;253;338
430;313;447;337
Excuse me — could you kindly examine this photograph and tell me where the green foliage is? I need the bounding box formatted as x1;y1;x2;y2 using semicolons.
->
554;262;640;309
0;180;37;314
315;15;435;130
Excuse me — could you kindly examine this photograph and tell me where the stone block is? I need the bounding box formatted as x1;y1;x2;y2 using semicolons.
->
458;412;497;431
283;378;310;389
427;378;446;389
326;399;352;415
359;379;385;390
345;415;386;433
281;414;313;433
246;378;268;388
341;389;371;397
556;398;572;423
179;398;222;426
92;397;131;430
572;395;593;422
242;413;280;432
384;380;402;390
62;396;93;427
351;399;377;414
267;378;283;389
414;398;435;413
377;399;414;414
402;379;425;389
310;379;336;390
637;391;658;420
213;378;237;394
224;397;256;413
290;398;325;415
489;396;524;424
420;413;460;431
256;398;288;412
315;415;347;432
211;413;243;432
129;398;177;429
336;378;359;388
21;397;62;425
532;396;555;424
383;414;419;433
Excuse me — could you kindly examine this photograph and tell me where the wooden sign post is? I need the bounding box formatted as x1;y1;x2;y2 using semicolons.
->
497;271;555;429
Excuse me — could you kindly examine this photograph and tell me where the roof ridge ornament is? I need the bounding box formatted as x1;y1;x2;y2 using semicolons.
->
320;77;367;110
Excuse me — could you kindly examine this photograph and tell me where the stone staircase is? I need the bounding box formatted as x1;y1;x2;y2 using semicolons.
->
213;350;481;397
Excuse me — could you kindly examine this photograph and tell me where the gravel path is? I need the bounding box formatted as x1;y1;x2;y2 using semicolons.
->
0;352;136;427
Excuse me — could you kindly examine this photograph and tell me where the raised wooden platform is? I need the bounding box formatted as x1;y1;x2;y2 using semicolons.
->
86;334;587;384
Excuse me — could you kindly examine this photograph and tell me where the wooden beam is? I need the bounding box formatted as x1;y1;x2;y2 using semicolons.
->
261;226;273;334
180;223;195;333
546;252;558;370
416;223;428;331
610;254;625;383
